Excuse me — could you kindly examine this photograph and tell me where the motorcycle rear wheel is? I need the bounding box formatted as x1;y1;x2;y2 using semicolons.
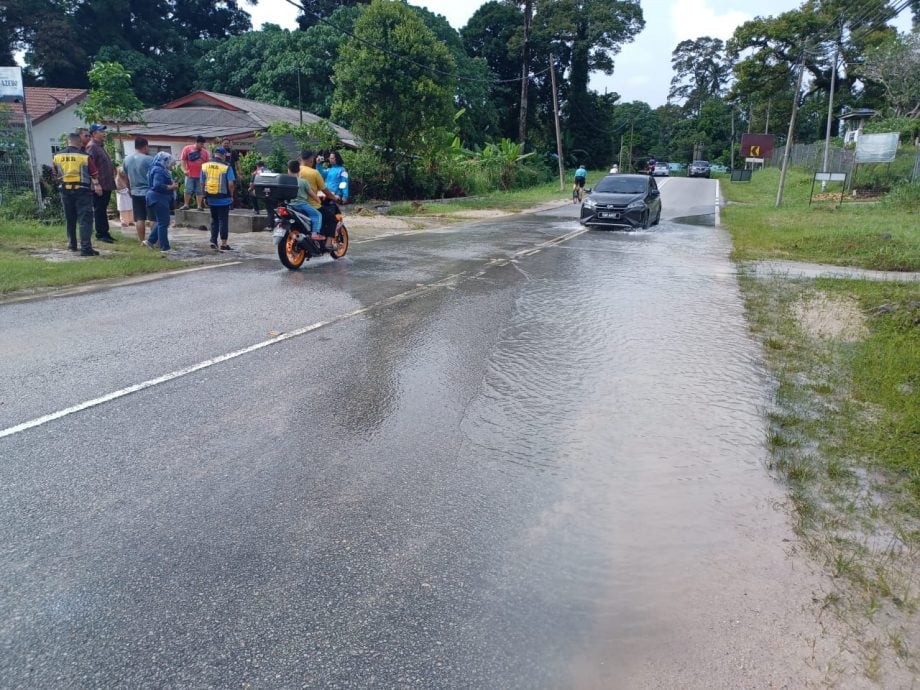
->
329;226;349;260
278;230;307;270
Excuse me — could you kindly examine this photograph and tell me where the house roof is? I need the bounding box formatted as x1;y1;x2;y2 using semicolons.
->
840;108;877;120
119;90;360;148
24;87;87;124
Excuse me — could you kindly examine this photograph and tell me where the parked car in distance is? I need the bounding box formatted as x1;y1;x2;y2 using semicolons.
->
688;160;711;178
651;162;670;177
580;174;662;230
710;164;728;174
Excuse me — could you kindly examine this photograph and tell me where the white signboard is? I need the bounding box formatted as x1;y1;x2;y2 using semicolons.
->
0;66;24;103
814;172;847;182
855;132;899;164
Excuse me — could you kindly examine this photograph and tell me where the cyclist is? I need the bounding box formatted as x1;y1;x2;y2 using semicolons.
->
573;163;587;202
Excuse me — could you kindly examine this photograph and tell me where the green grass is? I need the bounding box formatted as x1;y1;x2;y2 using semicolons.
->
722;167;920;271
740;273;920;619
0;220;189;295
387;171;605;216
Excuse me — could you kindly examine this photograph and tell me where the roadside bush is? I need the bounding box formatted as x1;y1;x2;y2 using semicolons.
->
885;180;920;210
0;189;64;224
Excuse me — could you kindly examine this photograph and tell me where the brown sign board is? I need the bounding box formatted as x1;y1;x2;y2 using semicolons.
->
740;134;775;159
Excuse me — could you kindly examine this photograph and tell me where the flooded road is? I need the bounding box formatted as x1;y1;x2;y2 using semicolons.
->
0;179;838;687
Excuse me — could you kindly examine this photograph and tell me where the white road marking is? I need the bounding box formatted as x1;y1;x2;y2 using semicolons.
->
0;229;584;439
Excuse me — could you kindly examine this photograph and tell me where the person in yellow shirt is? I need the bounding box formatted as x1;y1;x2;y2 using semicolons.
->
298;149;341;251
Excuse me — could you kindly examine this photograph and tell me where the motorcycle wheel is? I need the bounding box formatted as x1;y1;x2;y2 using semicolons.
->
329;225;349;260
278;230;307;270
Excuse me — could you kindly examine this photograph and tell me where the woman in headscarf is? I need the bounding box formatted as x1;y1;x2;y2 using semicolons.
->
144;152;178;254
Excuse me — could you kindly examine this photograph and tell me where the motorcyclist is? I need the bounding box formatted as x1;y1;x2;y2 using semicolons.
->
647;157;657;174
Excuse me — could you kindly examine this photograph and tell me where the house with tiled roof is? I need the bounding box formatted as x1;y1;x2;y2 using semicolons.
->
115;90;360;159
24;87;88;167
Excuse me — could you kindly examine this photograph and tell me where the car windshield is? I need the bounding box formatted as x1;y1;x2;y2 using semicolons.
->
594;177;647;194
692;161;709;166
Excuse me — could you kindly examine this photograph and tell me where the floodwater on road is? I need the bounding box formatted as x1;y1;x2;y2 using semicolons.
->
0;192;851;688
426;214;838;687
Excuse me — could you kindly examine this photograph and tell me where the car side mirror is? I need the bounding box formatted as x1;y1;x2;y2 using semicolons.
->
650;189;660;197
586;187;592;194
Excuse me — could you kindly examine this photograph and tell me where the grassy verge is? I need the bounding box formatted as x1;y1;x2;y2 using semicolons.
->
386;173;598;216
739;270;920;677
0;220;189;296
722;167;920;271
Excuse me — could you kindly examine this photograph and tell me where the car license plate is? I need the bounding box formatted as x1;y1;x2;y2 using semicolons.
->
272;226;286;245
599;212;620;219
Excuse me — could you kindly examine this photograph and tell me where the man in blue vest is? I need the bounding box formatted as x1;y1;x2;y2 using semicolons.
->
200;147;236;250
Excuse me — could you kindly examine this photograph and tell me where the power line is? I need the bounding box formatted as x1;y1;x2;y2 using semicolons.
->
281;0;549;86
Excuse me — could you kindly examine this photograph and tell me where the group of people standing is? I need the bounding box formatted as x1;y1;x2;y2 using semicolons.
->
53;129;350;257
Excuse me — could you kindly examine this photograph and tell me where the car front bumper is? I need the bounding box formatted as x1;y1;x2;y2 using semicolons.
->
579;205;647;228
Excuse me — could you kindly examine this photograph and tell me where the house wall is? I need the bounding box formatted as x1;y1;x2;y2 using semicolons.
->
31;102;84;168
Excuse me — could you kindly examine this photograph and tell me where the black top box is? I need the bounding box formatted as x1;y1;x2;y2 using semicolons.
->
253;173;299;201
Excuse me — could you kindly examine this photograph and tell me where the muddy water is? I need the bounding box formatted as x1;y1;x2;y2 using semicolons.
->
457;220;839;687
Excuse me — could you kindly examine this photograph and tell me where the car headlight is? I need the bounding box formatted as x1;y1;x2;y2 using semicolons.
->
627;199;646;209
582;197;596;209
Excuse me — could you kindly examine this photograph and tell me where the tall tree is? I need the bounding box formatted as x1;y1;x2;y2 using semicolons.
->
8;0;255;103
332;0;455;168
668;37;730;116
196;7;362;116
862;32;920;117
75;60;145;156
296;0;369;30
727;0;898;128
461;1;526;142
531;0;644;167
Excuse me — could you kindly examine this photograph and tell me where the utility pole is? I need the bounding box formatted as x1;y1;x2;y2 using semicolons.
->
297;66;303;126
517;0;533;145
628;119;634;172
764;99;771;134
549;54;565;190
730;107;735;171
776;57;806;208
821;47;839;191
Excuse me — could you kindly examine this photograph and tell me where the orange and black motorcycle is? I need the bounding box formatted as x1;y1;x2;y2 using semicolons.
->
253;172;349;270
272;198;349;269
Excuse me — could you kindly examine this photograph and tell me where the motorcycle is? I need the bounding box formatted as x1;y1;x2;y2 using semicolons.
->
272;196;349;269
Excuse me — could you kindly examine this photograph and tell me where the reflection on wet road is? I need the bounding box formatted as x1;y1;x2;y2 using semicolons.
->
0;180;829;687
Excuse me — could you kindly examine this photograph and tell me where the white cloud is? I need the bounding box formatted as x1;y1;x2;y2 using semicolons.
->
670;0;751;42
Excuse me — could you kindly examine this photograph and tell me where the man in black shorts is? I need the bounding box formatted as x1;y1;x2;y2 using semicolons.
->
123;137;155;243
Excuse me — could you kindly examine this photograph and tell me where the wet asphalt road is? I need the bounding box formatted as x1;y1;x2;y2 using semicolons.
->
1;179;827;688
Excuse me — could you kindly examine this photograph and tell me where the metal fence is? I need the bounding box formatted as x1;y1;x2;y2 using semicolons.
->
0;106;35;207
769;143;854;173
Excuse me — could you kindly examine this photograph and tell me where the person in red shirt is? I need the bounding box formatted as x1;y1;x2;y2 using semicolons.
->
179;135;209;210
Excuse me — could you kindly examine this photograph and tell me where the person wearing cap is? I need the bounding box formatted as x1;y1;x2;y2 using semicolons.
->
200;147;236;250
144;152;179;254
51;132;101;256
86;124;117;243
179;135;209;210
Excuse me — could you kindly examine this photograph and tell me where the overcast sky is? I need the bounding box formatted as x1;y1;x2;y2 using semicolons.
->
248;0;914;107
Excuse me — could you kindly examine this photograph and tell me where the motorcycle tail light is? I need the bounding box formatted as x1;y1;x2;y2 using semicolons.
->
276;207;289;217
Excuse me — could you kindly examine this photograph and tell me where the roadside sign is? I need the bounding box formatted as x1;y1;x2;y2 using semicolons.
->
740;134;775;160
854;132;899;164
809;171;847;207
0;66;24;103
730;169;752;182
